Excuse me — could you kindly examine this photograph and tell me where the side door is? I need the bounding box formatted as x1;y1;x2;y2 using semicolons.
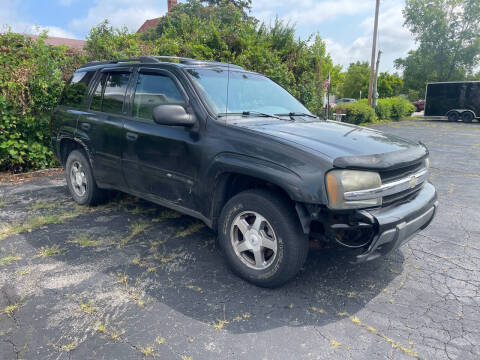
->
79;68;132;188
122;68;200;208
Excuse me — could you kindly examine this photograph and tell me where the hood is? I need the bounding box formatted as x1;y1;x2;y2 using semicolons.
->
237;119;428;170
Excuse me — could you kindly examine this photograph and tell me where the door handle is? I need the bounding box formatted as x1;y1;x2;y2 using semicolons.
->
80;122;91;131
126;132;138;141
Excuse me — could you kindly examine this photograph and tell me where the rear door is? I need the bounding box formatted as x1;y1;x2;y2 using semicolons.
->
122;68;199;208
78;68;132;188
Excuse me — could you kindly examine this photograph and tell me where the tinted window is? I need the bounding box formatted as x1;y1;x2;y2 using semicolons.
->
91;73;106;111
133;73;185;120
102;72;131;114
60;71;95;107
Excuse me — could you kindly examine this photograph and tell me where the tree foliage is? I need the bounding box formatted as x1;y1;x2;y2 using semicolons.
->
377;72;403;98
141;0;338;113
395;0;480;96
339;61;370;99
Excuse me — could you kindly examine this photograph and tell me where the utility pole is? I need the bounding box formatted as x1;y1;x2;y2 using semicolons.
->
373;50;382;109
368;0;380;107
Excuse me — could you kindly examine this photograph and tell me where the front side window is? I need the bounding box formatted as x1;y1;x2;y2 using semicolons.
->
90;72;130;114
187;68;310;119
60;71;95;107
133;73;185;120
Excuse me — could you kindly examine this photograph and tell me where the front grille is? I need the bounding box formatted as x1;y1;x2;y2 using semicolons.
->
380;159;427;206
383;184;423;206
380;160;425;183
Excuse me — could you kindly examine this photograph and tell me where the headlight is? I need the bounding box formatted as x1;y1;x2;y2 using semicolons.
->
326;170;382;210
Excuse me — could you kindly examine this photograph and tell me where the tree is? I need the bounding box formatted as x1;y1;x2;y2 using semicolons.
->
142;0;335;113
340;62;370;99
205;0;252;11
377;72;404;98
84;20;158;61
395;0;480;96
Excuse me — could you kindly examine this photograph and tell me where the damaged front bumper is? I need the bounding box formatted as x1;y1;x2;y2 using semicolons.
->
354;182;438;263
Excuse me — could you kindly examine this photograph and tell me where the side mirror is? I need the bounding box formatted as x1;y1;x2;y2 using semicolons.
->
152;104;196;127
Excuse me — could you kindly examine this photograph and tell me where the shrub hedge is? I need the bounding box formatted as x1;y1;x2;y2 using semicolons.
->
376;97;416;120
334;102;377;125
0;32;84;172
334;97;416;125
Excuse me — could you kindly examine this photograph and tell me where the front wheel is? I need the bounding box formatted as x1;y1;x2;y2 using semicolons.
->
66;150;106;206
218;189;308;287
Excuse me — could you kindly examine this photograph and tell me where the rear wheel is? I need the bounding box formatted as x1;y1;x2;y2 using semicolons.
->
218;189;308;287
461;111;474;123
66;150;106;206
447;112;459;122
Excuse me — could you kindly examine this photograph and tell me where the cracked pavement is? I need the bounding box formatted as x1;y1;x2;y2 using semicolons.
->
0;119;479;359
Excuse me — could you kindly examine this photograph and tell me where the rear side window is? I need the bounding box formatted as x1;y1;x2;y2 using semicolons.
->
60;71;95;107
90;72;131;114
133;73;185;120
91;73;107;111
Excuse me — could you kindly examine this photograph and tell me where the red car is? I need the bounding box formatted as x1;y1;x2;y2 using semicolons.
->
412;100;425;112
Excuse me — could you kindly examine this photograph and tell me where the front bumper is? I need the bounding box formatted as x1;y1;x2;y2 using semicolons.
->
355;182;438;263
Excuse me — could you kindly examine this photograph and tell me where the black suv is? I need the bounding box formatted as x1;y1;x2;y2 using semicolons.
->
51;56;438;287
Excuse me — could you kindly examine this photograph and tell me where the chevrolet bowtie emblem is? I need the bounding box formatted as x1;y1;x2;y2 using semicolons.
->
409;176;418;189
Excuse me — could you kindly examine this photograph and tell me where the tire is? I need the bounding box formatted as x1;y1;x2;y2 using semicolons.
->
218;189;308;288
65;150;106;206
461;111;474;123
447;112;459;122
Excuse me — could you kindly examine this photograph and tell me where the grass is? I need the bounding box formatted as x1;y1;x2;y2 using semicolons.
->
28;201;58;211
0;302;22;316
61;340;78;352
37;244;62;258
174;222;205;238
118;222;150;247
212;319;229;330
0;255;22;266
79;303;96;314
68;234;103;248
138;345;154;357
0;208;88;241
0;201;6;208
152;210;182;222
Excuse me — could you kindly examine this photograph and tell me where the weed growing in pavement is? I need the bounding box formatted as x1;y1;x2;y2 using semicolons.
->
37;244;62;258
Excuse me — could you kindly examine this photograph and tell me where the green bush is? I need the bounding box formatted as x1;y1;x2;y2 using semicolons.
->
334;102;377;125
0;32;83;172
0;97;55;171
375;99;392;120
387;97;416;119
375;97;415;120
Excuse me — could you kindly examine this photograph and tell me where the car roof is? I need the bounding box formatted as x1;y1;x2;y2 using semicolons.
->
78;56;244;72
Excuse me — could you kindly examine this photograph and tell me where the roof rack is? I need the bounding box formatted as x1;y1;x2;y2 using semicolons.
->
79;56;243;70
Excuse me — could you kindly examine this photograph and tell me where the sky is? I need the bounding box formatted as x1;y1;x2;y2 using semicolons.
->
0;0;415;73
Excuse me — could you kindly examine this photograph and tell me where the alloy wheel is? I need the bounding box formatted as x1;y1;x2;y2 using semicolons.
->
230;211;278;270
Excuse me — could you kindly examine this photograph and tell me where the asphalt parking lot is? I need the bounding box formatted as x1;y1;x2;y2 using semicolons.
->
0;120;479;360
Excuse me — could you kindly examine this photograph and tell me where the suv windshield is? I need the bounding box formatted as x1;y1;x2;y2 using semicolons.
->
187;68;311;119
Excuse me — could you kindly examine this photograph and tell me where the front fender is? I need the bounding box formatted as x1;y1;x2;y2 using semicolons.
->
205;152;327;204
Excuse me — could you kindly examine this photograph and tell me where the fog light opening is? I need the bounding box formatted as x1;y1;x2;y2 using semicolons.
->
329;228;374;249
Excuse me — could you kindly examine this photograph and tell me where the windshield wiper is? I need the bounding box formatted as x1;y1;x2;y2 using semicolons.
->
218;111;283;120
275;112;318;119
